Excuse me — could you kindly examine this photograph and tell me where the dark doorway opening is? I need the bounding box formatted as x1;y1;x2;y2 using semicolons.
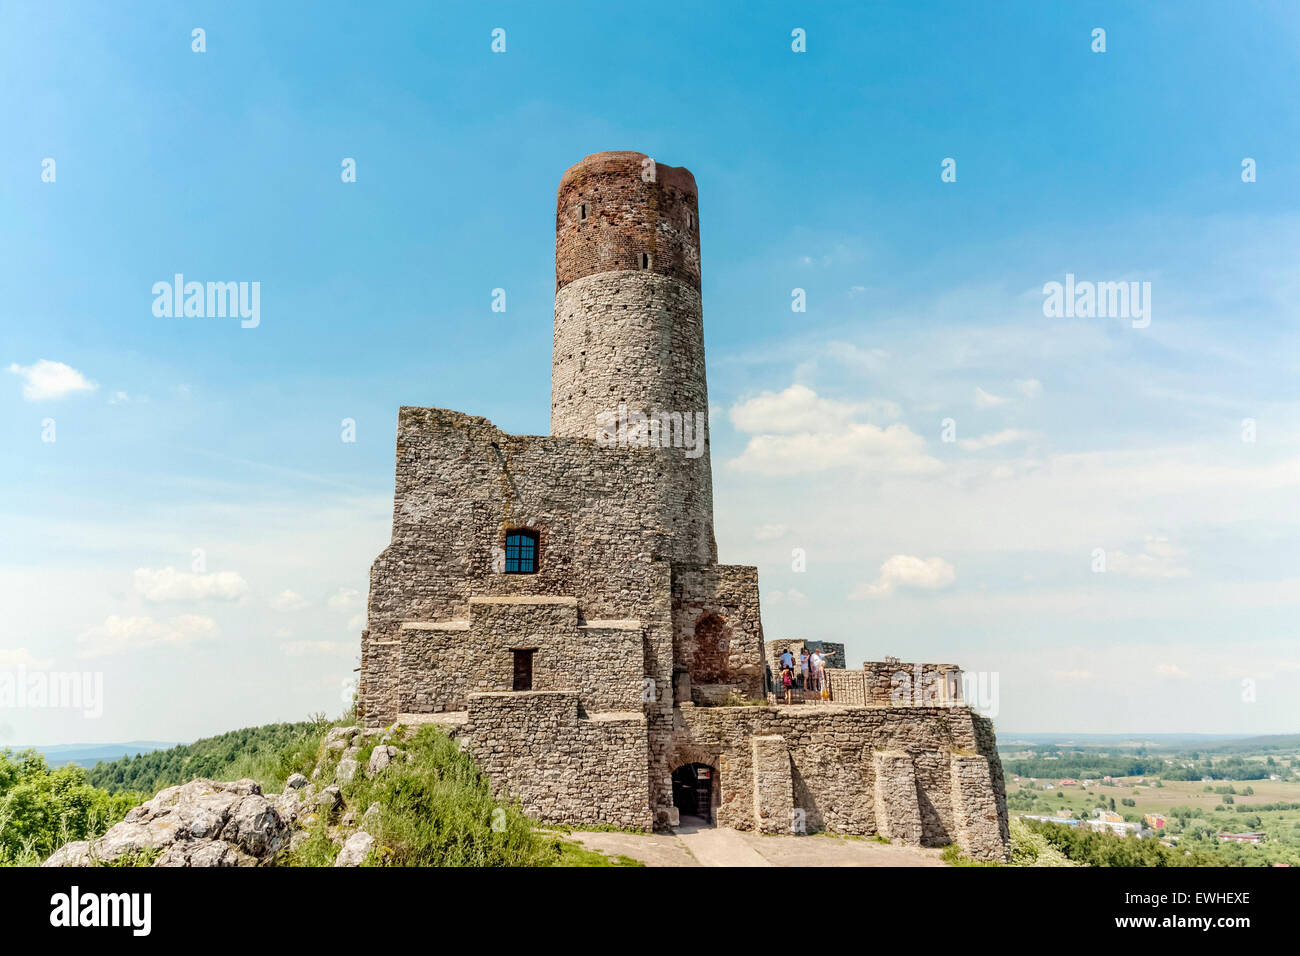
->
512;649;535;691
671;763;715;824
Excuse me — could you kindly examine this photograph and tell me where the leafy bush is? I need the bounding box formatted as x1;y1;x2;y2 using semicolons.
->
1009;818;1079;866
1020;819;1218;867
0;750;140;864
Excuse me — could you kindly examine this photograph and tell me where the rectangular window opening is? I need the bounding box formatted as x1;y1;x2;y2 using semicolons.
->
512;649;535;691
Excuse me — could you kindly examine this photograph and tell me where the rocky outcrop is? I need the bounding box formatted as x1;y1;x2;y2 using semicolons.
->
43;723;407;868
43;778;291;867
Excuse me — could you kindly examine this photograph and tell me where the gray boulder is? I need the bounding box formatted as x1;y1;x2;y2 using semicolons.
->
315;785;343;813
336;756;359;784
334;831;375;867
368;745;399;774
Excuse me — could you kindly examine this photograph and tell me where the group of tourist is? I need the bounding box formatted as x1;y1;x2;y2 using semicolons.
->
776;645;830;704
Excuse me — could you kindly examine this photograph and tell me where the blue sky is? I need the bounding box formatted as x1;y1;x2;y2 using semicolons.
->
2;1;1298;744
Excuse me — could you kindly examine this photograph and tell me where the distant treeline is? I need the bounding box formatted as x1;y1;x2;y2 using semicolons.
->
1192;735;1300;755
1003;754;1273;781
87;722;321;794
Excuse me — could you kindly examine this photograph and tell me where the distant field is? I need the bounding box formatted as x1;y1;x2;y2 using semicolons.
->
1006;775;1300;865
1010;775;1300;815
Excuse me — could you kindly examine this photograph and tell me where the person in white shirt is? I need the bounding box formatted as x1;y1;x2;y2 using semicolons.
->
810;650;825;695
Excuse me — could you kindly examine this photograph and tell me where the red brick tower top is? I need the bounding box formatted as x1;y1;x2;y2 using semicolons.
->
555;150;701;292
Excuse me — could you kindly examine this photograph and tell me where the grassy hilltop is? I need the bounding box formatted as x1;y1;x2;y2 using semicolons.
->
2;714;627;867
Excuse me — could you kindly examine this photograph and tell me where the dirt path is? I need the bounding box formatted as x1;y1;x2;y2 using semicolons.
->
673;815;772;866
563;820;948;867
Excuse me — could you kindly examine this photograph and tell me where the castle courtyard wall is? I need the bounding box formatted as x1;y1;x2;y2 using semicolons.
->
669;703;1007;860
462;691;653;831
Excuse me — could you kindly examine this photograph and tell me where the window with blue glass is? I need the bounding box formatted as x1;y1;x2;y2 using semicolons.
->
504;530;539;574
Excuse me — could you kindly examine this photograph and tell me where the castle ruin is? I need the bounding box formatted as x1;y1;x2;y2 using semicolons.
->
357;150;1009;860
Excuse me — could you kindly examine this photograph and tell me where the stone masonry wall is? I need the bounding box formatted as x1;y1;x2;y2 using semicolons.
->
464;691;652;831
555;150;700;292
972;713;1011;845
395;597;644;715
361;407;676;725
751;735;794;834
550;271;715;565
672;704;1009;859
672;564;766;701
864;661;964;706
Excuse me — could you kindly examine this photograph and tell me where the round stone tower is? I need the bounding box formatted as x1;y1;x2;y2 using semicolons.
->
551;150;717;564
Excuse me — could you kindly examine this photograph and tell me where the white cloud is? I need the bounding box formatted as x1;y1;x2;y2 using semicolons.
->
7;360;98;401
957;429;1036;451
134;567;249;602
280;640;353;657
974;387;1009;408
766;588;807;604
1154;663;1190;679
1108;537;1190;579
0;648;56;669
728;386;936;476
729;422;940;477
270;589;310;611
753;523;789;541
1016;378;1044;399
346;613;367;633
76;614;218;658
730;384;896;434
327;587;362;611
852;555;956;599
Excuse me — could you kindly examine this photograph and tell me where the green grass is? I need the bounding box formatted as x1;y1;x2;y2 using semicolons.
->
286;725;637;867
940;843;1002;867
554;842;644;867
